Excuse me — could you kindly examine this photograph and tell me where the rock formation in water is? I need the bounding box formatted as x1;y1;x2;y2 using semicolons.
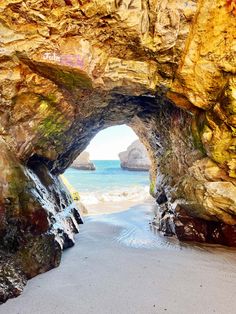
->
71;151;95;170
0;0;235;303
119;140;150;171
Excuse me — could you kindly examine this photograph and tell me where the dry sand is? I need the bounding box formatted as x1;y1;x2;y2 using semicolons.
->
1;201;236;314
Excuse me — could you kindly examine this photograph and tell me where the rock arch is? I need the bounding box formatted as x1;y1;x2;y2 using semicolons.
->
0;0;235;303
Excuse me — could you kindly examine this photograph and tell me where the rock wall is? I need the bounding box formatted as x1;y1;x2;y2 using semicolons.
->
71;151;95;170
0;0;235;303
119;140;151;171
0;138;83;302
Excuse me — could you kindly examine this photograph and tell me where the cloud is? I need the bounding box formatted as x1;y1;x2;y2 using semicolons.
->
86;125;138;160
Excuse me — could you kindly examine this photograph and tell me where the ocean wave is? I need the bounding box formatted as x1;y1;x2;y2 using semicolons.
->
79;185;150;205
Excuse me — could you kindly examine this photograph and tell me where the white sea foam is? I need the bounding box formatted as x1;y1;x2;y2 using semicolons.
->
79;185;150;205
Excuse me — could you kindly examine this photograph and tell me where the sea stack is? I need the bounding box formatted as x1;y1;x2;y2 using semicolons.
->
119;140;151;171
71;152;95;170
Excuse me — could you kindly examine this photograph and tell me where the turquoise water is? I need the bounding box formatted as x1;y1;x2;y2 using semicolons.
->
64;160;150;205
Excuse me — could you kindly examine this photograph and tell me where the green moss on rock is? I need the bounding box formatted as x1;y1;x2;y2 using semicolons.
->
150;181;156;196
191;118;206;154
55;69;93;90
35;97;69;140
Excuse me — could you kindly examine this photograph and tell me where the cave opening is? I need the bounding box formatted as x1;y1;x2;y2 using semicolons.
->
1;79;236;306
5;92;205;242
19;91;235;251
62;124;153;215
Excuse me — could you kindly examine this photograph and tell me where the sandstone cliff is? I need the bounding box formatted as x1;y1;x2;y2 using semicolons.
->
0;0;235;303
119;140;150;171
71;151;95;170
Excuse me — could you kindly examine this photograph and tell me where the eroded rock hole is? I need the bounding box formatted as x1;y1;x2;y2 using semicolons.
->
63;125;152;214
1;93;236;304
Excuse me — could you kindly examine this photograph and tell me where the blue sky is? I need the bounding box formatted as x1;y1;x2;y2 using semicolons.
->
86;125;138;160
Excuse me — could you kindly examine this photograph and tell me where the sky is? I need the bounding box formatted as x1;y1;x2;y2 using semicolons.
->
86;125;138;160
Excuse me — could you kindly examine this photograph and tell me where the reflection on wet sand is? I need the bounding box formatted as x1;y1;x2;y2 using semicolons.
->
87;200;236;255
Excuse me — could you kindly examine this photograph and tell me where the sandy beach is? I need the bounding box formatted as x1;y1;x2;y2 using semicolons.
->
1;200;236;314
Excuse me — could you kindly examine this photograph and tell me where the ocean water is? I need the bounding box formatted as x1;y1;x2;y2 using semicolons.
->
64;160;150;205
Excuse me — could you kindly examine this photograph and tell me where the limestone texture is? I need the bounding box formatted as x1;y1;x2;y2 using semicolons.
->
71;151;95;170
0;0;235;303
119;140;151;171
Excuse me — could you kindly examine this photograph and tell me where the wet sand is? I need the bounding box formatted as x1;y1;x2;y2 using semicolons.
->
1;201;236;314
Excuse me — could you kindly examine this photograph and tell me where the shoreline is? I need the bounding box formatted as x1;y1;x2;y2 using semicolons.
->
81;197;154;216
61;172;153;216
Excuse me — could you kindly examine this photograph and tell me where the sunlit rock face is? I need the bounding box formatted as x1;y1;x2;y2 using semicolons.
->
119;140;151;171
71;151;95;170
0;0;235;303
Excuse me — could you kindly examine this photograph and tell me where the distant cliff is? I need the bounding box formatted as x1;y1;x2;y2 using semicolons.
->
71;152;95;170
119;140;150;171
